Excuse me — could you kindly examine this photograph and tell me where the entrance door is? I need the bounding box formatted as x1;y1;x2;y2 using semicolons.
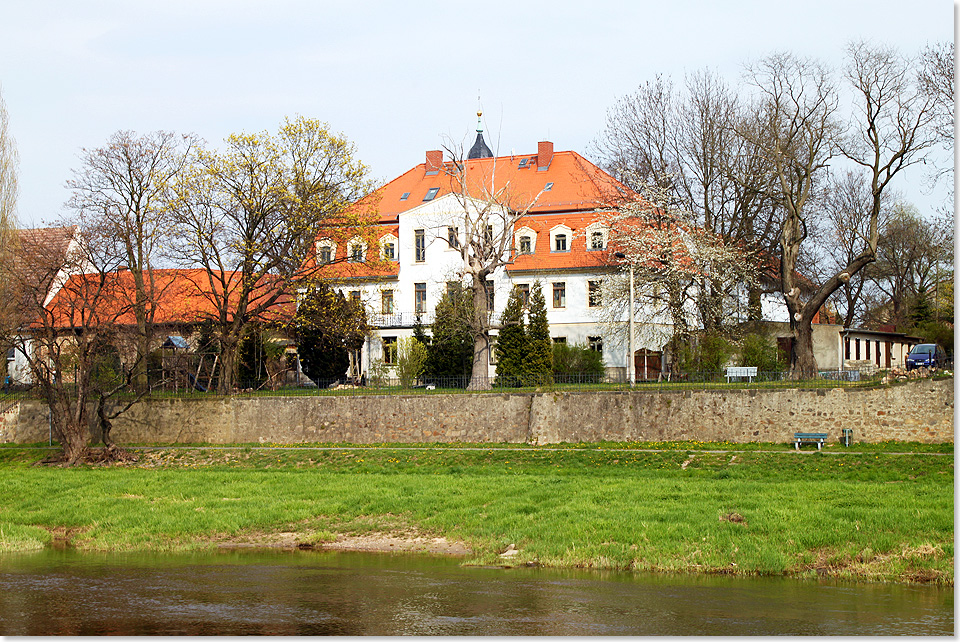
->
634;350;662;380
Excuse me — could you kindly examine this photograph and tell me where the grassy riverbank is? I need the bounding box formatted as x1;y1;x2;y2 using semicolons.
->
0;442;952;584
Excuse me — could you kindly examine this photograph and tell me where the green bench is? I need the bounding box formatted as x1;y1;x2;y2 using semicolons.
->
794;432;828;450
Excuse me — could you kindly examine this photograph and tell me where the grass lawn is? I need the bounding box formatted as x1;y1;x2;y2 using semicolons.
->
0;442;952;584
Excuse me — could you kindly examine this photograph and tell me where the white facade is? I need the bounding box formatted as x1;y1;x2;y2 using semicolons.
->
327;194;633;379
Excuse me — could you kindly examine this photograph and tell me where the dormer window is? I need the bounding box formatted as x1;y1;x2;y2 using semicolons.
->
382;241;395;260
514;226;537;255
590;231;604;250
316;239;336;264
519;236;532;254
423;187;439;202
550;224;572;253
347;238;366;263
586;223;608;251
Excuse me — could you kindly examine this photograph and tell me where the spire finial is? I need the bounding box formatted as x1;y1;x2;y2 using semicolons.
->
476;91;483;132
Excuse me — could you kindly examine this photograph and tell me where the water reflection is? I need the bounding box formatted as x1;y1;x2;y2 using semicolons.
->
0;549;952;635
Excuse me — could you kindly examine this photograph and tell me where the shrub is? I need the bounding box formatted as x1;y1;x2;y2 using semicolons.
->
552;343;605;380
395;338;428;388
739;333;784;373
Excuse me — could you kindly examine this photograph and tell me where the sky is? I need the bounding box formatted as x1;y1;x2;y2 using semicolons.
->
0;0;954;227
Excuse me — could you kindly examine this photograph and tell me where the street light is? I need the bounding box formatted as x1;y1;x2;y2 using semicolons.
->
614;252;635;386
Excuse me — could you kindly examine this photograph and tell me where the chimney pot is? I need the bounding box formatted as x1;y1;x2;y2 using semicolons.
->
537;141;554;169
425;150;443;172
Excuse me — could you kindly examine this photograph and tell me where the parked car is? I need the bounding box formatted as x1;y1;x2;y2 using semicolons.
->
905;343;949;371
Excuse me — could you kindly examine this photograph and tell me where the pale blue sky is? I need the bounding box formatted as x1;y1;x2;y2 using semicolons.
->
0;0;953;226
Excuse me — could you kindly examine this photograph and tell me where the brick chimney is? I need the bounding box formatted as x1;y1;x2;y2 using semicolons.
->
425;150;443;173
537;141;554;170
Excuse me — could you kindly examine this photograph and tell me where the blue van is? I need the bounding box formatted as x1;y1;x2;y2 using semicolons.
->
905;343;949;371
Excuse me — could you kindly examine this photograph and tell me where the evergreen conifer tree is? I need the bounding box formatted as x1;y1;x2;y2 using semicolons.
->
424;285;473;385
495;285;528;386
524;282;553;385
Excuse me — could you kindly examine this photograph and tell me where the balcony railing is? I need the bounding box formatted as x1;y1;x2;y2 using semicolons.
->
368;310;502;328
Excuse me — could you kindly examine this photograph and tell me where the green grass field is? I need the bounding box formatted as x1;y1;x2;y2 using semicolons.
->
0;442;952;584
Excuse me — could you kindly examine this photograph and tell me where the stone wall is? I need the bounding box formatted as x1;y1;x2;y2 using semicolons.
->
1;378;952;446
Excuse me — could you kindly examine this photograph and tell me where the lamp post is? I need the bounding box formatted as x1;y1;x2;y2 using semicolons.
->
614;252;635;386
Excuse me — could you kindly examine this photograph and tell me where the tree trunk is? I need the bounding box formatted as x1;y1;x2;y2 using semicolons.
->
791;319;819;379
217;338;239;394
469;333;490;390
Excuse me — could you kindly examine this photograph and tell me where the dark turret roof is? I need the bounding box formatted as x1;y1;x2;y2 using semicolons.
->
467;110;493;159
468;131;493;159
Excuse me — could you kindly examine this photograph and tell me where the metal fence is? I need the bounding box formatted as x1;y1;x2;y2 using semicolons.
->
0;369;890;403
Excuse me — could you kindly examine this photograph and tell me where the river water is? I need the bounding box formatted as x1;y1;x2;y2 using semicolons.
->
0;549;952;635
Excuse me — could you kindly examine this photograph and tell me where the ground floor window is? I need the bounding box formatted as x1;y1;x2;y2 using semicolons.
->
588;335;603;355
382;337;397;364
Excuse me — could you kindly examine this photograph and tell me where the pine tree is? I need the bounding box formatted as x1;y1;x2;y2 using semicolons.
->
524;282;553;386
495;286;528;386
295;284;369;385
424;285;473;386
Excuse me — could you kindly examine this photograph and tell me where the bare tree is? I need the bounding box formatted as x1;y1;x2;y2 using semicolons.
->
428;145;548;390
0;87;19;343
5;228;143;463
812;171;894;327
868;202;953;328
592;70;784;328
743;44;936;376
66;130;199;389
599;185;758;372
741;52;839;376
170;117;376;393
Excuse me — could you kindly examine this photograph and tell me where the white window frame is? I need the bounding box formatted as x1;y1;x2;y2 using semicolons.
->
316;238;337;264
585;222;608;251
380;234;398;261
514;226;537;255
550;225;572;253
347;237;366;263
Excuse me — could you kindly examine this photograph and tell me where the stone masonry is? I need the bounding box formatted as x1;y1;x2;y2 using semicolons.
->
0;378;952;445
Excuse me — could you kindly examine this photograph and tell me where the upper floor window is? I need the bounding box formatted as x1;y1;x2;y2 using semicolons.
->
588;280;601;307
516;283;530;306
484;279;495;311
447;226;460;249
415;282;427;313
586;223;608;251
381;290;394;314
414;229;426;262
348;242;364;263
318;245;333;264
400;192;410;201
590;231;605;250
423;187;439;201
552;282;566;308
382;241;396;261
553;234;568;252
515;226;536;256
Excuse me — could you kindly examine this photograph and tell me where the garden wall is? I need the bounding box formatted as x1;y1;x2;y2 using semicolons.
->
0;378;953;446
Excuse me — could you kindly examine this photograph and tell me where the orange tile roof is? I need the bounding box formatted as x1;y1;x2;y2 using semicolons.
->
358;149;632;225
307;226;401;280
507;213;616;273
42;269;289;329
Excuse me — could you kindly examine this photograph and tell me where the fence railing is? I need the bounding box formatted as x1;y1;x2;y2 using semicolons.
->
0;369;900;402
